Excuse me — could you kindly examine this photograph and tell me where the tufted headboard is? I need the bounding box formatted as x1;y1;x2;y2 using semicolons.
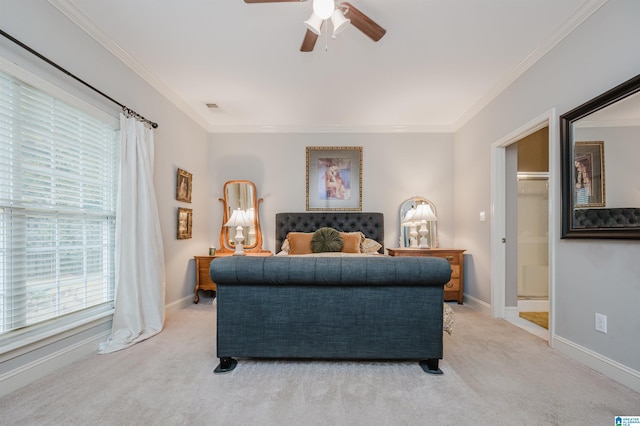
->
573;208;640;228
275;212;384;253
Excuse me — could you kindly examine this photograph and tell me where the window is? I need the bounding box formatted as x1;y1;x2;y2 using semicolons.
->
0;69;119;337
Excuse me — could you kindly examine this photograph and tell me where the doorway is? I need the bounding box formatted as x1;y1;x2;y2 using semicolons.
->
490;110;557;344
516;172;549;323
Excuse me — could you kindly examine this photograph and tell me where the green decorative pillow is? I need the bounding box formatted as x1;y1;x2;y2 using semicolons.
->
311;227;344;253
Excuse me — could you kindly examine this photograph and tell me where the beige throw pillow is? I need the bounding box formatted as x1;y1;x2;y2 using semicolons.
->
286;232;314;255
340;232;364;253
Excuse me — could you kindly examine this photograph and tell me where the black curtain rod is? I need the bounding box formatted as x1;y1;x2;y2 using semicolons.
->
0;28;158;129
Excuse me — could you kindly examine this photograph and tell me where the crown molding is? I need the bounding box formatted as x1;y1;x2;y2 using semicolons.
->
453;0;609;131
48;0;211;131
207;124;455;134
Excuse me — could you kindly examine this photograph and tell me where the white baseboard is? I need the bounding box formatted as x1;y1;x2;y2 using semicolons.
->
461;293;492;316
0;330;109;399
166;294;194;314
554;335;640;394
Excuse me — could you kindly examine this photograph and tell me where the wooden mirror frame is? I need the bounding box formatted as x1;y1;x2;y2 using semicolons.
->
218;180;269;253
560;73;640;239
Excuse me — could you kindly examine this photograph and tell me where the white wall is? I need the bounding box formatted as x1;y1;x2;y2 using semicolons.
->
454;0;640;375
208;132;455;252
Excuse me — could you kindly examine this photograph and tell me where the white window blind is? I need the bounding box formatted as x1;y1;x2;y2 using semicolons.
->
0;69;119;336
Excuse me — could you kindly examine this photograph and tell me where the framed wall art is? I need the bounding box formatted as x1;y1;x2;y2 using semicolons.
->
306;146;362;211
574;141;605;208
176;168;192;203
177;207;192;239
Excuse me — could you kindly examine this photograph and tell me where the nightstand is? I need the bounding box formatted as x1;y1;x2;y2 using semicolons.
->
387;248;466;304
193;252;272;303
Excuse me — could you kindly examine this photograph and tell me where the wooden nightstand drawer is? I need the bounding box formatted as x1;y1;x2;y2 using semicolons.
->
198;265;216;292
444;278;460;291
449;264;460;278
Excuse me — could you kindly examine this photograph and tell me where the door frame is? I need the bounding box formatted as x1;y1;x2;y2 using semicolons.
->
490;109;557;346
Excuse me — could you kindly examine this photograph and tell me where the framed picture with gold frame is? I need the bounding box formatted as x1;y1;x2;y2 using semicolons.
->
176;168;192;203
306;146;362;211
177;207;192;239
574;141;605;208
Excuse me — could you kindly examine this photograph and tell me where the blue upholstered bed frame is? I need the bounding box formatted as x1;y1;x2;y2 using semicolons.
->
210;212;451;374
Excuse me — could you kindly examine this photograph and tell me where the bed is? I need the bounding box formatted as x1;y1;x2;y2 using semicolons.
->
210;212;452;374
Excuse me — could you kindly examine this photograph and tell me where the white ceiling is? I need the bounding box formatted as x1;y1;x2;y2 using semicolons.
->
51;0;603;133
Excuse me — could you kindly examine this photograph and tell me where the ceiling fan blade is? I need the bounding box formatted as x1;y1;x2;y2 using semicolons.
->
244;0;307;3
340;2;386;42
300;29;319;52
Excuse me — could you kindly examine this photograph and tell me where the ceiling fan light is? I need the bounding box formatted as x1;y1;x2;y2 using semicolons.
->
331;8;350;36
312;0;334;20
304;12;323;36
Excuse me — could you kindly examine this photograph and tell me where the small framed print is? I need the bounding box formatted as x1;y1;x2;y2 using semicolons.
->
177;207;192;239
574;141;605;208
176;168;192;203
306;146;362;211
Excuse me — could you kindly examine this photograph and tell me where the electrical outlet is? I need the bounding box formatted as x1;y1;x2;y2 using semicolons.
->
595;313;607;333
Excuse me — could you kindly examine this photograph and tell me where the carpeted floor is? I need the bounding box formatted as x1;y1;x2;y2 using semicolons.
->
0;297;637;425
519;311;549;329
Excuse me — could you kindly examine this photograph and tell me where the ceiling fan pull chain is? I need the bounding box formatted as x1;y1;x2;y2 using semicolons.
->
325;22;329;51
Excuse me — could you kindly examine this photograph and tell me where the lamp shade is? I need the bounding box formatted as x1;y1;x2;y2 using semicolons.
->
331;8;350;36
313;0;335;20
412;203;438;222
225;208;252;228
304;12;324;36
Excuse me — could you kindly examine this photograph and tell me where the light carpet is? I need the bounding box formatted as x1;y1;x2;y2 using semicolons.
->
0;296;637;425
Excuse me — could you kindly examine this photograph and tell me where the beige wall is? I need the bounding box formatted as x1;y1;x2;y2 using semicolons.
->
207;132;455;253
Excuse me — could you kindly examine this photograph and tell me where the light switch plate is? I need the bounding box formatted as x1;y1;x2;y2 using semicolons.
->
595;313;607;333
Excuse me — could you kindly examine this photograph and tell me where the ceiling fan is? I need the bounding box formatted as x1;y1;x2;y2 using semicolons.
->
244;0;386;52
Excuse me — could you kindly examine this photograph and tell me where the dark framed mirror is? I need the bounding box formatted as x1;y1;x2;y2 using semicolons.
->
560;73;640;239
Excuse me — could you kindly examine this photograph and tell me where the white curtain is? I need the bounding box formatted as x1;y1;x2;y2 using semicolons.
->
99;114;166;354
